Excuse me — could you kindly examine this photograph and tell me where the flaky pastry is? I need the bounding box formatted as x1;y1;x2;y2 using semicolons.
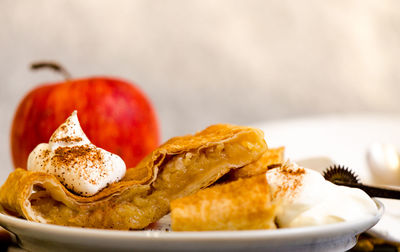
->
223;146;284;181
0;124;267;230
171;174;276;231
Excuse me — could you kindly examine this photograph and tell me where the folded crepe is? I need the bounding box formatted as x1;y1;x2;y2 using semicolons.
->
0;124;267;230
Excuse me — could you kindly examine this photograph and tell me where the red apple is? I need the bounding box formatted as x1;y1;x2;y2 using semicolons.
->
11;62;160;170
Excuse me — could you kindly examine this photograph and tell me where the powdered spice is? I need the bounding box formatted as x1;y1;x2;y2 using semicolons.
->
51;144;109;193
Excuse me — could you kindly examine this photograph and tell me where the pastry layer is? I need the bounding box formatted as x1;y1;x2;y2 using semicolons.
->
171;174;276;231
223;146;284;181
0;124;267;229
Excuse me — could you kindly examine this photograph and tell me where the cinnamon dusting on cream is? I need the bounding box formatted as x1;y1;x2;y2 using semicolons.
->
270;162;305;200
266;161;378;228
27;111;126;196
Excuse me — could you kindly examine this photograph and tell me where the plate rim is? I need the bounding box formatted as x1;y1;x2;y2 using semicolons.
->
0;199;384;241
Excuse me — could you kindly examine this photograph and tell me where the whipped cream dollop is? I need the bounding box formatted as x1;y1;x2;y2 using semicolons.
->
27;111;126;196
266;162;378;228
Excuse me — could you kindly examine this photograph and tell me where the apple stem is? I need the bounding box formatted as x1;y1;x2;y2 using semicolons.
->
30;62;72;81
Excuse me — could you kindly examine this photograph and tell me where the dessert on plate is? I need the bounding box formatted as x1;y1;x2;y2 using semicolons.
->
169;160;378;231
0;111;267;229
0;111;379;232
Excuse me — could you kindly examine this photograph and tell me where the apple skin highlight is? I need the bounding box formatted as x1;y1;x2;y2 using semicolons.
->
11;76;160;170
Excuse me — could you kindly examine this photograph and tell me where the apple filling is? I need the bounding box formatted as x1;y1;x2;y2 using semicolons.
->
152;138;263;199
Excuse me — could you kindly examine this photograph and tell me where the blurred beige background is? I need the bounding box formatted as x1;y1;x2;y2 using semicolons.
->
1;0;400;182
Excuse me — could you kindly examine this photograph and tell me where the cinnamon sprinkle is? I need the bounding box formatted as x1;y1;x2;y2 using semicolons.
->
50;145;109;193
272;163;305;200
52;136;83;143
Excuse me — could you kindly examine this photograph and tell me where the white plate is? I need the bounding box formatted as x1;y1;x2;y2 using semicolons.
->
255;114;400;243
0;199;383;252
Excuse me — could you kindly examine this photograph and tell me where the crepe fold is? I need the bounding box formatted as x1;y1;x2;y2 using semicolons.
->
0;124;267;230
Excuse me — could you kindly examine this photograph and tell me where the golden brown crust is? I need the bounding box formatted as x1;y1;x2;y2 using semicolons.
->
171;174;276;231
0;124;267;230
224;146;285;181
